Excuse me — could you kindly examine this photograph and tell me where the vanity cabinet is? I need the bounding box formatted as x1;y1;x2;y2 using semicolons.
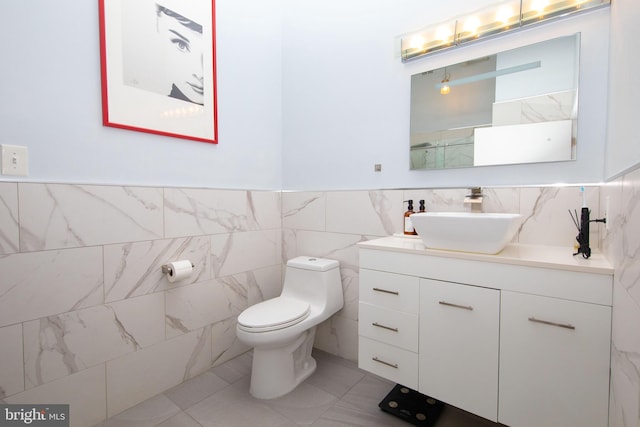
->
358;238;613;427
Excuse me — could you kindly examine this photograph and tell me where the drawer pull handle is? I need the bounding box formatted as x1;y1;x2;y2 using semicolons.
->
438;301;473;311
373;287;399;295
372;357;398;369
528;317;576;330
372;322;399;332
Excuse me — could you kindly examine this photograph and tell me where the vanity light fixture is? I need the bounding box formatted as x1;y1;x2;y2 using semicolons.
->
400;0;610;61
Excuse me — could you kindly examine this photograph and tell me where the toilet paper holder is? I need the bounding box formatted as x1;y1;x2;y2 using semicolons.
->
161;262;195;275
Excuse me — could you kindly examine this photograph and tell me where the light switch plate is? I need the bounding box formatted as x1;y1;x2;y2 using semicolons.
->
1;144;29;176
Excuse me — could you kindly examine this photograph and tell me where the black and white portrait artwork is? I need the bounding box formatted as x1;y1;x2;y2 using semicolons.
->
100;0;217;142
122;1;205;105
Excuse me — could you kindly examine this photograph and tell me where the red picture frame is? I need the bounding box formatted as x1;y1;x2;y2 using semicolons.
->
99;0;218;143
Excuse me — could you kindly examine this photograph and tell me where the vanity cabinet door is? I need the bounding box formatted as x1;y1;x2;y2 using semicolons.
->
419;279;500;422
499;291;611;427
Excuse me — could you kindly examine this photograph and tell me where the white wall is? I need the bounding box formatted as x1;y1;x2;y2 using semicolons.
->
0;1;614;192
605;0;640;179
0;0;284;190
281;0;610;190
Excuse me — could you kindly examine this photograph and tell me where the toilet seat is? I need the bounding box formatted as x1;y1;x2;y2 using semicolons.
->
237;297;310;332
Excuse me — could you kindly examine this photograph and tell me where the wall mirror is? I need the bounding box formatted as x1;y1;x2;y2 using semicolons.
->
410;34;580;170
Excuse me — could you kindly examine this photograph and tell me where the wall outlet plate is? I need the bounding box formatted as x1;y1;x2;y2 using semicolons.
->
1;144;29;176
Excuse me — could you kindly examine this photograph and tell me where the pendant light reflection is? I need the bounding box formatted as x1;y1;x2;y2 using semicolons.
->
440;69;451;95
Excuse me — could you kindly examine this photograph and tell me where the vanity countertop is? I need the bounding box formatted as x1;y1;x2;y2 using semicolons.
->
358;235;613;275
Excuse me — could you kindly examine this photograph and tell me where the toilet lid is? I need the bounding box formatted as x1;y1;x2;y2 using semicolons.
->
237;297;310;332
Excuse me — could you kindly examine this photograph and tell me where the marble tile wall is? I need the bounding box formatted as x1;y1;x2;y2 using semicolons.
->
601;166;640;427
0;183;282;427
0;181;616;426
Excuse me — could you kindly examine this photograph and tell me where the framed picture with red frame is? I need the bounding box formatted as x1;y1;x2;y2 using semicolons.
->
99;0;218;143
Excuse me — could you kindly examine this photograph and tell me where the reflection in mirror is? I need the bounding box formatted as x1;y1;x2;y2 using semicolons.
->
410;34;580;170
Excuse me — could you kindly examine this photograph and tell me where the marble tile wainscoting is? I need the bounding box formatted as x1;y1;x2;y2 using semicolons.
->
2;180;631;426
0;184;283;426
601;166;640;427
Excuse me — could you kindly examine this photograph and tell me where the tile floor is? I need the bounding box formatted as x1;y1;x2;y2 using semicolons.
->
95;350;502;427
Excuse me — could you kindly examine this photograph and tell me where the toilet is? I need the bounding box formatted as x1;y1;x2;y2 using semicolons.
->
236;256;343;399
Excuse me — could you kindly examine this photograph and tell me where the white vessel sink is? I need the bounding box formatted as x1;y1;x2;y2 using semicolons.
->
410;212;522;254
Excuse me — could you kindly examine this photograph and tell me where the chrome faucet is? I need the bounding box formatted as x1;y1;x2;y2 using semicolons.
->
464;187;483;204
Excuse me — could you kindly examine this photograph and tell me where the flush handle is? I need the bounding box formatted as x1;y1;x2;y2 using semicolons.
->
373;287;399;295
438;301;473;311
372;322;399;332
372;357;398;369
528;317;575;330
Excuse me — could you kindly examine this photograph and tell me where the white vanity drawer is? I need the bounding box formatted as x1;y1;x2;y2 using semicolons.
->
358;336;418;389
359;269;419;313
359;302;418;352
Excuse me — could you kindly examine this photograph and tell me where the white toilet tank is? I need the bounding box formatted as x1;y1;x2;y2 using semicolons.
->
281;257;343;317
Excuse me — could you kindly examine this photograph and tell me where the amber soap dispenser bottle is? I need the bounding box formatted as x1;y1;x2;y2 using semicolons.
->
404;200;417;235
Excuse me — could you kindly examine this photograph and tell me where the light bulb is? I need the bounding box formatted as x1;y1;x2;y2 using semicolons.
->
409;34;426;50
463;16;481;35
435;26;452;42
531;0;550;13
496;6;514;24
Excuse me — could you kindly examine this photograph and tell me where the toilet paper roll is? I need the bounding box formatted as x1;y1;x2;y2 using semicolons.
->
166;260;193;283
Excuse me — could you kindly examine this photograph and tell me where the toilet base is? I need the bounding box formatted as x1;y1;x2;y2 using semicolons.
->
249;327;317;399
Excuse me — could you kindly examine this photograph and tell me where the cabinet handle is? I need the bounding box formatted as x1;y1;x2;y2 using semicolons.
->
372;322;399;332
373;287;399;295
528;317;576;330
438;301;473;311
372;357;398;369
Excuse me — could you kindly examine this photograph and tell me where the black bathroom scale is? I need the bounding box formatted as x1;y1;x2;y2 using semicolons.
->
379;384;444;427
